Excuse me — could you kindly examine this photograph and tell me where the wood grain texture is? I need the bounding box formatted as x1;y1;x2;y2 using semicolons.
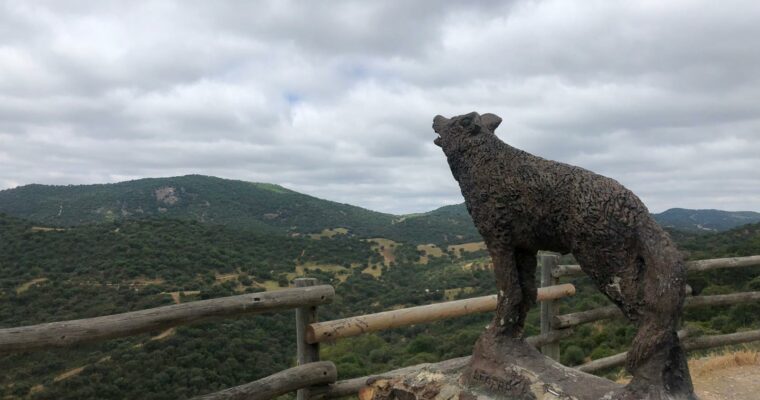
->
554;291;760;329
553;255;760;278
306;284;575;344
539;253;561;360
295;278;320;400
192;361;337;400
578;329;760;373
309;330;571;399
0;285;334;354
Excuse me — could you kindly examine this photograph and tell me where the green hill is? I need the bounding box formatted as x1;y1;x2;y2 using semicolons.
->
4;175;757;245
437;203;760;234
0;214;759;399
0;213;492;399
0;175;480;244
0;175;387;235
653;208;760;233
677;221;760;260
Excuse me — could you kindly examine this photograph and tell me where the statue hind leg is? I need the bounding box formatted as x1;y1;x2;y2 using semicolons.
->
583;245;695;399
623;252;695;399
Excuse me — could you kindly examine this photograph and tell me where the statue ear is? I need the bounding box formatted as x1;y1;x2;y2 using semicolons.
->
481;113;502;132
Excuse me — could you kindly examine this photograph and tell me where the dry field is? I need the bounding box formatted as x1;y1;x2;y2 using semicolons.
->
417;244;444;264
308;227;349;239
366;238;398;267
447;241;487;257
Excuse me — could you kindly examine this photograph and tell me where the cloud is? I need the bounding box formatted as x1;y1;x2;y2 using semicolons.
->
0;0;759;214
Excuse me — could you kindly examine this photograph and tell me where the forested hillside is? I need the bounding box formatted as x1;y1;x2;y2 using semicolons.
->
1;207;759;399
2;176;755;246
0;176;480;245
0;214;489;399
655;208;760;233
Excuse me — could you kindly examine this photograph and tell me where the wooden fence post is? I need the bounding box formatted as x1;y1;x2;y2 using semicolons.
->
295;278;320;400
539;252;561;361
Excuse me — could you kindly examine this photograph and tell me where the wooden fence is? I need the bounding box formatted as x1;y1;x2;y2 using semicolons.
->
1;255;758;399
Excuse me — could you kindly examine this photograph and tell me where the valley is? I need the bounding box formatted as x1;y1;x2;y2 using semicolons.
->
0;176;759;399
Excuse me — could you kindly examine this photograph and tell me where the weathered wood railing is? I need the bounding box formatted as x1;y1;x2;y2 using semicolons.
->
0;285;338;399
307;254;760;399
305;283;575;344
0;285;335;354
551;254;760;374
2;254;758;399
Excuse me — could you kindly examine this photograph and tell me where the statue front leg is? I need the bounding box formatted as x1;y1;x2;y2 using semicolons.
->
490;247;526;337
466;247;543;398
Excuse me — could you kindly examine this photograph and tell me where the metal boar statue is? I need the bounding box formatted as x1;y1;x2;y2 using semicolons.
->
433;112;695;400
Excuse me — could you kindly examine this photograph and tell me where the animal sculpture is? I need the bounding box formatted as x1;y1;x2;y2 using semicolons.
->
433;112;694;399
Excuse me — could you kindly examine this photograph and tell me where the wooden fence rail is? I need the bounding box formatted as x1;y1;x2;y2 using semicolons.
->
552;255;760;278
309;328;760;399
306;283;576;344
310;330;576;400
578;329;760;373
303;253;760;399
554;291;760;329
0;285;334;354
3;253;759;400
192;361;337;400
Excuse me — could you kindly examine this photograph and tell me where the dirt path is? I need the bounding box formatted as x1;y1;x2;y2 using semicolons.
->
16;277;48;294
694;364;760;400
166;290;201;304
151;328;176;341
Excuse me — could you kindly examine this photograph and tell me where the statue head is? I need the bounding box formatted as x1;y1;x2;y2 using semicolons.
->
432;112;502;156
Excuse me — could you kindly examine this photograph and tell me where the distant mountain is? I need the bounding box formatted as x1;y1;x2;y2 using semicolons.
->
436;204;760;234
0;175;480;244
2;176;755;242
652;208;760;233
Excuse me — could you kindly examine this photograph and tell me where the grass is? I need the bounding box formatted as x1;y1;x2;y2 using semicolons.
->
251;182;290;193
366;238;398;266
447;241;486;257
417;244;444;264
689;349;759;377
460;258;492;271
308;228;349;239
129;277;165;286
166;291;201;304
362;264;383;278
443;287;475;300
258;280;285;291
613;348;760;384
29;226;66;232
296;263;350;274
214;272;239;283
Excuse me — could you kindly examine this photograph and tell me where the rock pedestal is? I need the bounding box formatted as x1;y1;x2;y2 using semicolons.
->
358;351;623;400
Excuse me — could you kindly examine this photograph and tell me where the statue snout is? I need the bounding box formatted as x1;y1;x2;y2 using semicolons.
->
432;115;449;133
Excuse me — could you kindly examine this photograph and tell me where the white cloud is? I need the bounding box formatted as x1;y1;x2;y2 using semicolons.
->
0;0;759;214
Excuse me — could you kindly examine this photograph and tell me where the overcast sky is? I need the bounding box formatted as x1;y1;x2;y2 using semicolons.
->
1;1;759;214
